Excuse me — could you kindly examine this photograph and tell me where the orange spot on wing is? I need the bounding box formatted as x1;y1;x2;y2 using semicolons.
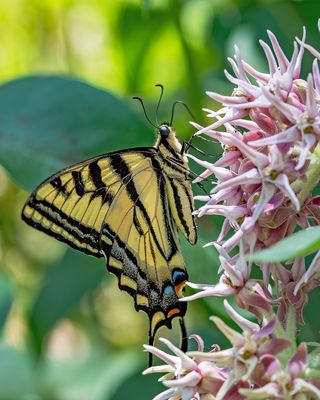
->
174;280;187;297
167;308;181;318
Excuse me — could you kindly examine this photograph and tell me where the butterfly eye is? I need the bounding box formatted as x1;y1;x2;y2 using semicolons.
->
159;125;170;137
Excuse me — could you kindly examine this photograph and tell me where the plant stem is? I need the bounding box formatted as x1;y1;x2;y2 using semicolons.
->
275;306;297;364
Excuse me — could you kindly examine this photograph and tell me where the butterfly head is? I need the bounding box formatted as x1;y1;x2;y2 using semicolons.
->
156;123;184;154
132;87;189;160
159;124;170;137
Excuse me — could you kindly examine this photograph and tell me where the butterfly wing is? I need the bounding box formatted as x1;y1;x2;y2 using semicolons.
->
99;152;189;341
22;149;155;258
22;115;202;365
22;148;190;341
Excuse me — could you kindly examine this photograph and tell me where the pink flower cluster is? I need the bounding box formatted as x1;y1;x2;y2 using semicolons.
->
144;22;320;400
144;301;320;400
185;24;320;326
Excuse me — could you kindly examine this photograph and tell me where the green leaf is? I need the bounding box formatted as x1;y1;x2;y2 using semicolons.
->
0;271;13;332
0;75;152;191
29;249;105;351
249;227;320;263
0;346;36;400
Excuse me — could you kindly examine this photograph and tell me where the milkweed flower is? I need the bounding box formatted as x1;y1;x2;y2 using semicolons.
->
144;21;320;400
182;244;274;320
188;23;320;323
188;302;291;399
143;337;228;400
144;302;309;399
239;343;320;399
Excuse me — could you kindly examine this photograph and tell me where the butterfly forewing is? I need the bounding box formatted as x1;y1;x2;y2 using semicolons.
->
22;150;153;257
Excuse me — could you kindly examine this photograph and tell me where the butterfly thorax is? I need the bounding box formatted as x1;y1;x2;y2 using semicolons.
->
154;124;189;177
153;124;197;246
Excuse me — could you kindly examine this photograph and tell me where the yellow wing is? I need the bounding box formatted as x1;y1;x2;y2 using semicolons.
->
22;149;155;257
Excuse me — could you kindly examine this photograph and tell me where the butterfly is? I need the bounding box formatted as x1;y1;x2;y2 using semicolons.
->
21;107;197;358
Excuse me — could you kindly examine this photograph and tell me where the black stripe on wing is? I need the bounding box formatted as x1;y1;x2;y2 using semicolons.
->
22;197;104;257
166;176;191;238
71;171;85;196
110;153;177;262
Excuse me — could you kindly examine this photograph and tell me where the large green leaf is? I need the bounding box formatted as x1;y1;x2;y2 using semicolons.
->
0;75;152;191
249;227;320;263
29;249;105;351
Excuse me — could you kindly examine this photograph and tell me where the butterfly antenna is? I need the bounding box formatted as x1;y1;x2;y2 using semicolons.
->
132;96;158;128
155;84;164;126
179;318;188;352
170;100;195;126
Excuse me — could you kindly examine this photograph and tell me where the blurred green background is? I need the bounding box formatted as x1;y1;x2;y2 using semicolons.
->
0;0;320;399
